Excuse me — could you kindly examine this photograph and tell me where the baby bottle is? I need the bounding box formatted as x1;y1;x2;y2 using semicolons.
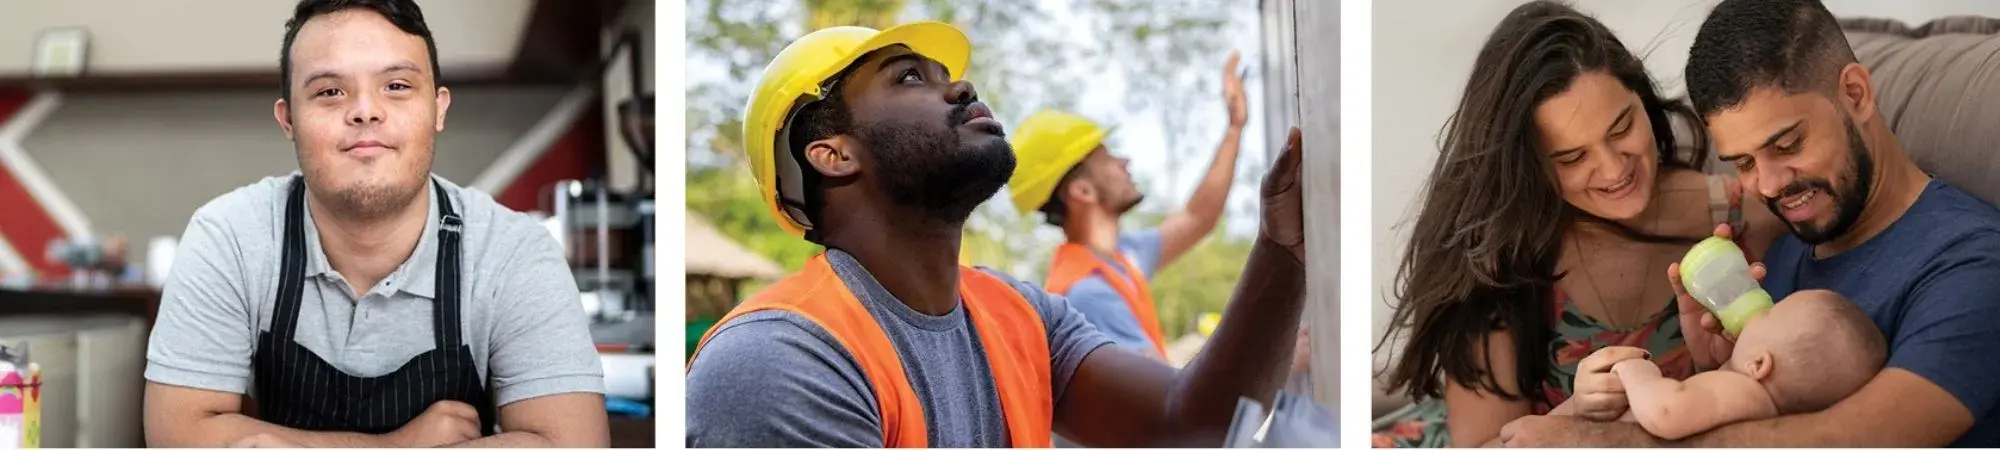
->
1678;236;1774;336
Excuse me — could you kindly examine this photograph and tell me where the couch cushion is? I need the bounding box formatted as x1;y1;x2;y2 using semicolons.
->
1843;16;2000;206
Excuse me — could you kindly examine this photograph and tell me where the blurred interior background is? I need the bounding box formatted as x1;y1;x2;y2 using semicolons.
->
0;0;658;447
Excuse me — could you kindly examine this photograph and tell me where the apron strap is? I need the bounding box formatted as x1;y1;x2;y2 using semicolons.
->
274;176;466;350
272;177;309;342
433;178;465;350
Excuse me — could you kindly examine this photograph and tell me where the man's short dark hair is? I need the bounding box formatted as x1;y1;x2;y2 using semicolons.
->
1686;0;1858;118
280;0;441;101
1038;165;1086;226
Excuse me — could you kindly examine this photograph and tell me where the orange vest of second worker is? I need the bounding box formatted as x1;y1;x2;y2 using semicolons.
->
691;254;1054;447
1043;243;1171;358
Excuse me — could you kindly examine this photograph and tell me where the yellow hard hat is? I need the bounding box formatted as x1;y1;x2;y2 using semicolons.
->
743;22;972;237
1197;312;1222;337
1006;109;1110;216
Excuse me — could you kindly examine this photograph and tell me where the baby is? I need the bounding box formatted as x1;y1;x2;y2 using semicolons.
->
1598;289;1886;440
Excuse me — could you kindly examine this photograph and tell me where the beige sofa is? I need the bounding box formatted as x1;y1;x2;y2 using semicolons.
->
1373;14;2000;420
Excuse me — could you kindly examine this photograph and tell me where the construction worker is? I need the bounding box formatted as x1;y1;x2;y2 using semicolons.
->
1006;52;1249;359
685;22;1307;448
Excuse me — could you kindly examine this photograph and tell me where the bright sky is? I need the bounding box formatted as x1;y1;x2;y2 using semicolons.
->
689;0;1269;237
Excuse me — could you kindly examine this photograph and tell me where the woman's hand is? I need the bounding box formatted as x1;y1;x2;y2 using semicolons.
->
1568;346;1649;421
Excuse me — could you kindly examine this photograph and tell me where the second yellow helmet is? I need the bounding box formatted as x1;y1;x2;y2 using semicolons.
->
1005;109;1111;217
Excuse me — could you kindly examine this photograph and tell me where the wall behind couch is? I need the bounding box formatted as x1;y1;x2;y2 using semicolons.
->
1369;0;2000;373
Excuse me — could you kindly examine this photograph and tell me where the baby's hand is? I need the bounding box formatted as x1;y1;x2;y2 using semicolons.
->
1610;358;1664;380
1571;346;1650;421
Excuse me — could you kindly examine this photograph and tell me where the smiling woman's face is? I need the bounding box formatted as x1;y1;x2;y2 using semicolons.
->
1535;71;1660;221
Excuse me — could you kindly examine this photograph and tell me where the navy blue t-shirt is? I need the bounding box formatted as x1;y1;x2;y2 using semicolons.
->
1763;179;2000;447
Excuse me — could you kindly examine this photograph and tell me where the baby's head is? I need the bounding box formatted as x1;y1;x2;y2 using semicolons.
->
1725;289;1886;414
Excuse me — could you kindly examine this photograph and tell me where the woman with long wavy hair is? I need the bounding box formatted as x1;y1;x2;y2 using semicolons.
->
1370;2;1781;447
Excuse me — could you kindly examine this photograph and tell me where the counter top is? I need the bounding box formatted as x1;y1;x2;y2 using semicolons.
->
0;288;160;324
0;313;145;338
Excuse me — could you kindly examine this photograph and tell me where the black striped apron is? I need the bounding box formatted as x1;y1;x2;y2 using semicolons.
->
249;176;498;435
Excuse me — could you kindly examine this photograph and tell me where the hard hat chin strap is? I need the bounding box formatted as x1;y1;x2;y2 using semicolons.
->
774;90;830;234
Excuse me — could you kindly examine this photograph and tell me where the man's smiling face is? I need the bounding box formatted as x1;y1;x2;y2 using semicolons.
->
1706;87;1872;245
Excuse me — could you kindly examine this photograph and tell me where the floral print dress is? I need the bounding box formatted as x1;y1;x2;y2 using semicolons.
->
1370;174;1742;448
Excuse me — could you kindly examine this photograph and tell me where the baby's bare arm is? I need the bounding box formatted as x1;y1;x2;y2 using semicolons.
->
1612;359;1779;440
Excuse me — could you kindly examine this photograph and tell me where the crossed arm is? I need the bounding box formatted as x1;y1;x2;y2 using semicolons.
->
144;384;607;447
145;382;383;447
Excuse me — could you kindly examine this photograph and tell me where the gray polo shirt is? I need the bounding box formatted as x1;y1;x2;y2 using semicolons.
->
145;173;603;407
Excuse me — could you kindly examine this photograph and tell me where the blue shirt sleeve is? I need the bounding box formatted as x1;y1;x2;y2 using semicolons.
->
1884;234;2000;424
1062;276;1156;353
1119;229;1166;277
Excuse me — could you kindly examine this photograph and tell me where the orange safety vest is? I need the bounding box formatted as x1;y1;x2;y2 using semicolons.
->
1043;243;1169;358
691;254;1053;448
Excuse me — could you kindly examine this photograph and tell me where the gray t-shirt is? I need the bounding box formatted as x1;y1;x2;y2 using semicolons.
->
685;249;1116;447
145;173;603;407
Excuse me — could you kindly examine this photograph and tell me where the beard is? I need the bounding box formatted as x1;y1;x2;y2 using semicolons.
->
856;102;1016;224
1116;191;1145;215
301;150;429;222
1765;118;1873;245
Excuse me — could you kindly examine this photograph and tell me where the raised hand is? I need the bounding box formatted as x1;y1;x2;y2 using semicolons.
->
1223;50;1248;128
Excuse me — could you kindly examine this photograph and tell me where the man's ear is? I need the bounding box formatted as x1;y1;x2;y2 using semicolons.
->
1064;178;1100;207
273;99;296;141
1745;350;1775;382
1837;62;1877;124
434;86;452;132
803;135;860;178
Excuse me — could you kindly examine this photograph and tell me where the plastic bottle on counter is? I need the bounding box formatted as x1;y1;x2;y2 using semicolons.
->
0;343;41;449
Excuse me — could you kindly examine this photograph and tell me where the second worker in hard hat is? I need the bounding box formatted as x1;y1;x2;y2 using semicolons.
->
1007;52;1251;359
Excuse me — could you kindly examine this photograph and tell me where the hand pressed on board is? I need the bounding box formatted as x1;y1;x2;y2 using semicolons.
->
1665;223;1766;370
1260;128;1304;264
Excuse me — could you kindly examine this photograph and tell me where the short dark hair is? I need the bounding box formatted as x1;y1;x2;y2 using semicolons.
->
1037;165;1087;226
1686;0;1856;118
280;0;442;101
781;60;869;240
